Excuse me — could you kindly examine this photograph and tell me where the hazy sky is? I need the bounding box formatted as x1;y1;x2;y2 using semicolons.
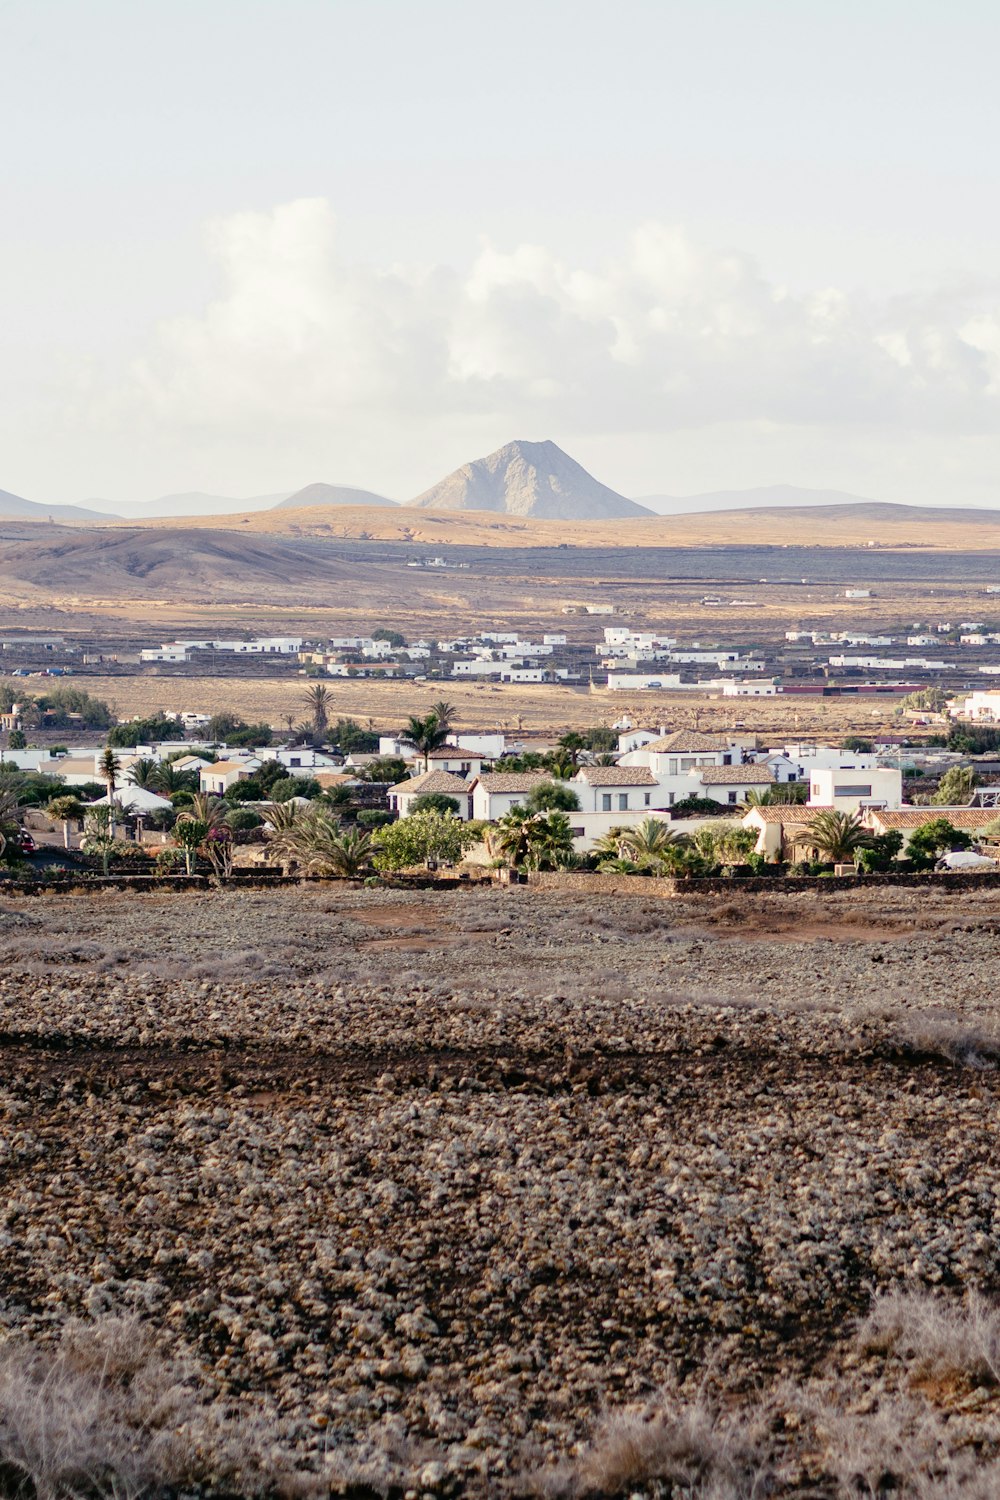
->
5;0;1000;507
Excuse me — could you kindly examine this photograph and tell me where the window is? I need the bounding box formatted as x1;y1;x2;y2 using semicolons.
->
728;791;738;804
601;794;612;811
835;784;872;797
618;793;628;811
644;792;651;806
668;792;675;806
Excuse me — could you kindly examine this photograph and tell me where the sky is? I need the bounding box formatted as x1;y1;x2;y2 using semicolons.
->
5;0;1000;509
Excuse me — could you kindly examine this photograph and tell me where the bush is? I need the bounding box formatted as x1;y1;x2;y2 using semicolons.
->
670;796;729;817
225;807;262;831
357;809;394;828
107;715;180;748
269;776;321;803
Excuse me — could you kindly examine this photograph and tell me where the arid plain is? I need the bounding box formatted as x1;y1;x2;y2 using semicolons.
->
3;880;1000;1497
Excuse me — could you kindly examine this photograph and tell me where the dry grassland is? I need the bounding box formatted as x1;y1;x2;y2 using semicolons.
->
79;670;919;736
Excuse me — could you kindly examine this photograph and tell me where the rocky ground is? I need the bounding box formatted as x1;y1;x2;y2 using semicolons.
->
1;880;1000;1497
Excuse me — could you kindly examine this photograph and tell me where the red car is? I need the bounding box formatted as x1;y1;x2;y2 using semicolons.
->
15;829;36;853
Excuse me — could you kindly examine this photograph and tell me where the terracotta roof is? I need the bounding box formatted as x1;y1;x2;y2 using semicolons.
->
392;770;470;795
425;747;480;760
868;808;1000;831
313;771;361;787
473;772;554;793
203;760;256;776
576;766;658;786
644;731;730;752
742;805;833;823
699;764;775;785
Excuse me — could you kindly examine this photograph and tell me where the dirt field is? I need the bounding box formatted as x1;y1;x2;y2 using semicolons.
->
2;879;1000;1496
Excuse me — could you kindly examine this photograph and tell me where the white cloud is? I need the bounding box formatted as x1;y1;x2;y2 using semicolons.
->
107;197;1000;452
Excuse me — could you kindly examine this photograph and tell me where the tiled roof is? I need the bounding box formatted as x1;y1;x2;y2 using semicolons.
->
700;764;775;785
313;771;361;787
392;771;470;795
473;772;554;793
869;808;1000;830
742;805;833;823
426;747;478;760
576;766;658;786
203;760;254;776
644;731;730;752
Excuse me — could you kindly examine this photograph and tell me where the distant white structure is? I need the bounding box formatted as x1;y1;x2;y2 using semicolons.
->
957;690;1000;722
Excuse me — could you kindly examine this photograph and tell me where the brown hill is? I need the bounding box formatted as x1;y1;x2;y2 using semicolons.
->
116;499;1000;551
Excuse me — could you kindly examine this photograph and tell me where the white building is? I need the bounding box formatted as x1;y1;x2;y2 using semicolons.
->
807;766;903;812
572;766;660;814
388;771;471;819
470;772;554;822
200;758;262;795
956;690;1000;722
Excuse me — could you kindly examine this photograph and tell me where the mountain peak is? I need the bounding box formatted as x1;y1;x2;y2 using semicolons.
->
407;440;652;520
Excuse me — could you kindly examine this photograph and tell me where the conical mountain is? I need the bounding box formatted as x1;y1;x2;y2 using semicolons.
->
274;483;397;509
407;440;652;520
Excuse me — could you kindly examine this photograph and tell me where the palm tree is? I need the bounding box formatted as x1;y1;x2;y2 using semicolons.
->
47;794;85;850
400;713;449;771
557;731;586;766
619;816;682;863
178;791;227;830
153;762;198;796
805;810;872;864
303;684;331;744
99;747;121;835
271;812;373;877
430;701;455;733
490;807;575;871
126;757;160;789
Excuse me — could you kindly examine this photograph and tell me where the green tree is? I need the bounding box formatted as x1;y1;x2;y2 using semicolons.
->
225;806;263;831
855;830;904;873
842;736;875;753
332;718;378;754
373;628;406;648
270;775;322;803
902;687;948;714
430;700;455;731
372;810;479;871
582;726;618;754
47;794;85;850
108;715;181;748
526;780;580;813
362;756;408;784
743;784;808;807
6;729;25;750
907;818;972;870
804;811;872;864
0;785;23;864
82;806;117;875
153;762;199;796
932;765;977;806
411;792;461;816
173;818;208;875
268;810;373;876
99;748;122;835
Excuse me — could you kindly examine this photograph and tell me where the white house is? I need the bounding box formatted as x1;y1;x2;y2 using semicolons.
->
200;758;262;795
690;763;776;807
470;772;554;822
956;690;1000;722
0;748;64;773
388;771;471;820
572;765;660;814
807;766;903;811
422;747;486;778
91;785;173;815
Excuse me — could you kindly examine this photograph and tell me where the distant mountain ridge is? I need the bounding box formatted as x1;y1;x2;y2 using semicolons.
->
408;439;653;520
274;483;397;509
637;484;889;515
0;487;114;523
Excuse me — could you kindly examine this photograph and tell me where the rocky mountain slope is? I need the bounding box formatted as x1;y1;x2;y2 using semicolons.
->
408;439;653;519
0;486;113;523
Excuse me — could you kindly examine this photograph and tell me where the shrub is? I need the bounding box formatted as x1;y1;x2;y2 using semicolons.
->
357;809;394;828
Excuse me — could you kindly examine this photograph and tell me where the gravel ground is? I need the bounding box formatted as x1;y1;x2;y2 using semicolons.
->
1;881;1000;1497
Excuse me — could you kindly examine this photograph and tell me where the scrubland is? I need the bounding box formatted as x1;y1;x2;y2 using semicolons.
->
1;881;1000;1496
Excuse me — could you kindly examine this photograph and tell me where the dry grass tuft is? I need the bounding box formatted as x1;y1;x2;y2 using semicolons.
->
859;1289;1000;1385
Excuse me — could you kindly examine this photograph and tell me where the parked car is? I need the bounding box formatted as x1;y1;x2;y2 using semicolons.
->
15;828;36;853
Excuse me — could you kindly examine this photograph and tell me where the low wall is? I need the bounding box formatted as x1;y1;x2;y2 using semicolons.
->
527;869;1000;898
